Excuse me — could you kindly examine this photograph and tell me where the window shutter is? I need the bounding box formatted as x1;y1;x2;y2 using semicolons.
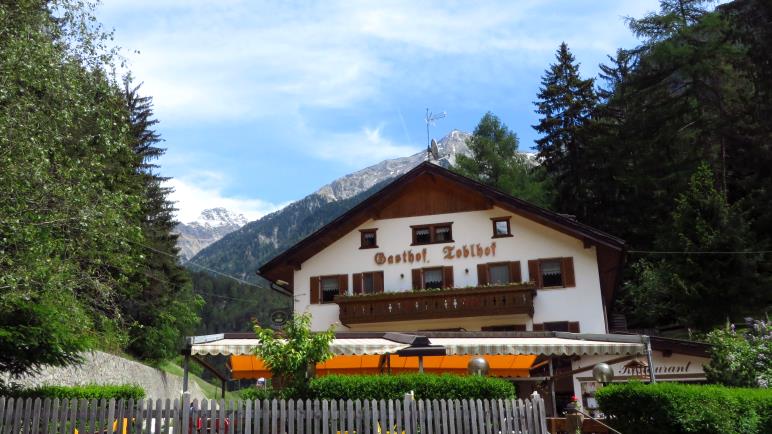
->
443;266;454;288
562;257;575;287
352;273;362;294
533;323;545;331
568;321;580;333
338;274;348;295
509;261;522;283
477;263;489;286
374;271;385;293
309;276;320;304
411;269;423;290
528;260;543;288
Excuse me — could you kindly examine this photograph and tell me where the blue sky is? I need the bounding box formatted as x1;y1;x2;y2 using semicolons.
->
97;0;663;222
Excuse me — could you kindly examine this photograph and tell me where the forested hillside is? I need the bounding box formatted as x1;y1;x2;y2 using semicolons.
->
189;179;396;282
528;0;772;330
0;1;200;377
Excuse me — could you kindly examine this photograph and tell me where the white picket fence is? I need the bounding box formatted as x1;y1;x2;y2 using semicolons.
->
0;395;549;434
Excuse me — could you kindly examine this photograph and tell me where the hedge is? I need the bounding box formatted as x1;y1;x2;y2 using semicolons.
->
595;382;772;434
240;374;516;401
6;384;145;400
308;374;515;400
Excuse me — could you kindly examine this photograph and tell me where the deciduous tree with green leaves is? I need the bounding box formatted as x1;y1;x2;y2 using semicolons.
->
253;313;335;397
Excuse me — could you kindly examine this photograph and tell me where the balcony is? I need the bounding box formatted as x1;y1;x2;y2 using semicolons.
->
335;283;536;326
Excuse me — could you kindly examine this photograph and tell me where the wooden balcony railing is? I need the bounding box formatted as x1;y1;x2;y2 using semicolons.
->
335;283;536;326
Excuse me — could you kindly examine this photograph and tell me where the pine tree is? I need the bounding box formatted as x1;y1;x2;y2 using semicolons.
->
533;42;597;218
120;77;202;361
454;112;551;207
621;163;765;330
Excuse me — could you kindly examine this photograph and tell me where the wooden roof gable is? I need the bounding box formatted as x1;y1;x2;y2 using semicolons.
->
258;162;625;300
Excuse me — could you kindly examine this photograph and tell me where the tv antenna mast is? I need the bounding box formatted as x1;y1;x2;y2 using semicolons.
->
425;108;446;161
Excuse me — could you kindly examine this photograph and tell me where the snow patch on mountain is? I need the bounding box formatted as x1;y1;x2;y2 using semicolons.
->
174;207;248;261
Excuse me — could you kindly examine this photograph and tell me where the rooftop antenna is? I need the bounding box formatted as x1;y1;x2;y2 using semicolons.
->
425;108;446;161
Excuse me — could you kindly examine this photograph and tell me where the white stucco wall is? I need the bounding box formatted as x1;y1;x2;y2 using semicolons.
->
292;206;607;333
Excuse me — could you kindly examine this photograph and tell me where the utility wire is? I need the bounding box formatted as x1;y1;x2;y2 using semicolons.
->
628;250;772;255
128;238;268;290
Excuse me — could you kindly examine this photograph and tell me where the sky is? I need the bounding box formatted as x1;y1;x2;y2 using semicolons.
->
96;0;663;223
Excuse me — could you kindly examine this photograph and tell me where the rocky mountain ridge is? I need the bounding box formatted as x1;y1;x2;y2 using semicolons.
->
186;130;473;279
174;207;248;261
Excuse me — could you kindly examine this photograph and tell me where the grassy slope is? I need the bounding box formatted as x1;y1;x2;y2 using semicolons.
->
158;361;239;400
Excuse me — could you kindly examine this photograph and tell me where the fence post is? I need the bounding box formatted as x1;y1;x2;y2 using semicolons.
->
181;393;190;434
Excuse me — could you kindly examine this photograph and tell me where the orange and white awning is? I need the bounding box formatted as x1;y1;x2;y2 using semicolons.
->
228;354;538;379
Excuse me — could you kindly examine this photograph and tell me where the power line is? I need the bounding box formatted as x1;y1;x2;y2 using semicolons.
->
128;238;268;290
628;250;772;255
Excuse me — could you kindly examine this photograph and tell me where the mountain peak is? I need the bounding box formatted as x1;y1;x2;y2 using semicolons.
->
175;207;248;261
315;130;471;202
190;207;248;228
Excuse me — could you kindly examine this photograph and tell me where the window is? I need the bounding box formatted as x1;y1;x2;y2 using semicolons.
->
321;276;340;303
434;225;452;242
360;229;377;249
411;223;453;245
541;259;563;287
362;273;374;293
477;262;521;286
527;257;575;289
533;321;580;332
412;266;454;290
491;217;512;238
488;263;510;285
414;227;431;244
353;271;384;294
481;325;527;331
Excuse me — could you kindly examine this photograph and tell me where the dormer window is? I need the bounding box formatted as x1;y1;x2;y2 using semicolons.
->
491;216;512;238
411;223;453;245
360;229;378;249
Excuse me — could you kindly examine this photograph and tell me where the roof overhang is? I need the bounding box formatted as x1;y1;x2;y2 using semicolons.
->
258;162;626;302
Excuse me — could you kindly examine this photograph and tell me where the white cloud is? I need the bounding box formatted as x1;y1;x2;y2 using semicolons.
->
99;0;661;123
304;125;418;167
166;174;288;223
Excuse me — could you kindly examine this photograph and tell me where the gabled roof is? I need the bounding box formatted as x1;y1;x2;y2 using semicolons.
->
259;161;625;298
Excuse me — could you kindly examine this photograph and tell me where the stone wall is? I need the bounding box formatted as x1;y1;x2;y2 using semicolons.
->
2;351;207;400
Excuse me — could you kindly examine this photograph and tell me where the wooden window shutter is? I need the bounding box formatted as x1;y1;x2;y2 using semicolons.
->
562;257;575;287
411;269;423;290
443;266;454;288
528;260;543;288
568;321;580;333
477;263;489;286
533;323;545;331
309;276;320;304
352;273;363;294
338;274;348;295
508;261;522;283
374;271;385;293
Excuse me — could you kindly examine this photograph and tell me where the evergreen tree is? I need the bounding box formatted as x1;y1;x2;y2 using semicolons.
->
533;43;597;217
121;78;202;361
454;112;551;207
0;0;145;375
621;164;765;330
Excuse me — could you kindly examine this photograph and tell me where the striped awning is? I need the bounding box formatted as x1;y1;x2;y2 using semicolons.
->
428;337;645;356
191;337;411;356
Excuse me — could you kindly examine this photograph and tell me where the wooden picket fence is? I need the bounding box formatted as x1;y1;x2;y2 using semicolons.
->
0;395;548;434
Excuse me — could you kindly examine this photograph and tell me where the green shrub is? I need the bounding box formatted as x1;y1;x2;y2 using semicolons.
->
596;382;771;434
8;384;145;400
240;387;275;401
307;374;515;400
